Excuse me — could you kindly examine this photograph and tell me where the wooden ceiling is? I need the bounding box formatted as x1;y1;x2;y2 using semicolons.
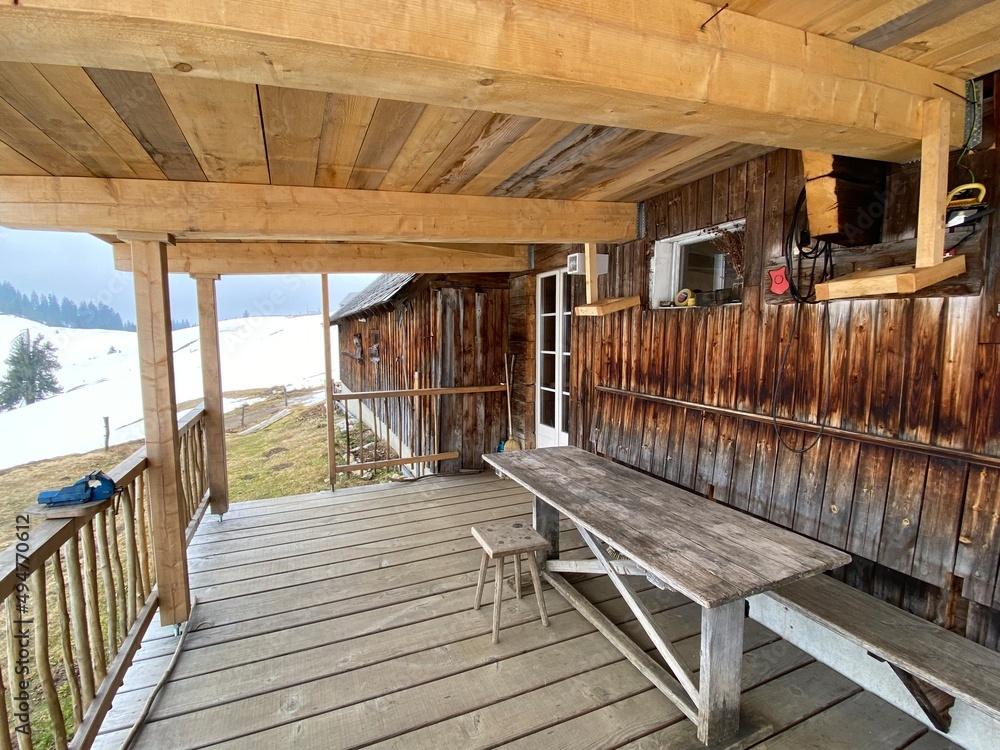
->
0;0;998;268
696;0;1000;78
0;63;769;203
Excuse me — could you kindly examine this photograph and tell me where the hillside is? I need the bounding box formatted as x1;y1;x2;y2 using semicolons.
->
0;313;336;469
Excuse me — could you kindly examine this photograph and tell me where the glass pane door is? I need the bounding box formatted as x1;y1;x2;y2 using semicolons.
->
536;270;571;447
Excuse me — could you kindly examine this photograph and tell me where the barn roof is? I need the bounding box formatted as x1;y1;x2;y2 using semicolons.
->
330;274;417;322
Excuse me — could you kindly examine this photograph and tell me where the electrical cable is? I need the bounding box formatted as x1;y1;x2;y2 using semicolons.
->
771;187;835;454
956;80;982;185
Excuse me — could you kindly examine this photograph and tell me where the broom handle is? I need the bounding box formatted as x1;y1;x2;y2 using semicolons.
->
505;355;514;434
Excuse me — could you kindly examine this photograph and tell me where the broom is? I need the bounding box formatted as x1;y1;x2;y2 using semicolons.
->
504;354;521;451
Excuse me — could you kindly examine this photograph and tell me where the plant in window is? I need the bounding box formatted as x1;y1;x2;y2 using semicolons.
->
712;227;745;280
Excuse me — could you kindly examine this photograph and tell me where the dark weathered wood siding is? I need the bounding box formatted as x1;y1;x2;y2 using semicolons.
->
337;278;509;472
508;146;1000;648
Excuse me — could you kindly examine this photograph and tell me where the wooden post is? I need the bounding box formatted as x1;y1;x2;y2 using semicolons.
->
322;275;337;489
916;98;951;268
698;599;746;744
584;242;598;304
124;233;191;626
103;416;110;451
194;275;229;517
533;496;560;562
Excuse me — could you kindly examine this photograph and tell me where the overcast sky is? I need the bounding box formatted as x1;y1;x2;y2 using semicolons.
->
0;228;379;323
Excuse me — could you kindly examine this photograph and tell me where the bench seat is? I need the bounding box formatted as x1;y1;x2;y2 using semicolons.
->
749;574;1000;750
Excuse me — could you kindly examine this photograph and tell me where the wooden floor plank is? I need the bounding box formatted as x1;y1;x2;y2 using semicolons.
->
95;476;959;750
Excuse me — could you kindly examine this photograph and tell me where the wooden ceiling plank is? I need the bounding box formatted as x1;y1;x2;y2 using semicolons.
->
849;0;992;53
86;68;207;182
0;0;967;160
899;7;1000;71
379;105;476;192
573;136;732;202
0;139;48;175
602;143;774;203
33;64;165;180
258;85;327;186
458;118;579;196
491;124;627;198
346;99;426;190
425;113;540;195
314;94;378;188
154;76;269;184
0;62;137;178
0;176;637;243
111;241;530;274
526;129;686;201
0;96;91;176
799;1;930;43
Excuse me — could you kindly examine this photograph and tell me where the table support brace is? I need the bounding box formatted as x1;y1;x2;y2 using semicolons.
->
578;526;702;708
541;569;698;723
698;599;746;744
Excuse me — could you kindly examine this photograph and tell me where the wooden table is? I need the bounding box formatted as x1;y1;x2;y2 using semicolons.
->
484;446;851;745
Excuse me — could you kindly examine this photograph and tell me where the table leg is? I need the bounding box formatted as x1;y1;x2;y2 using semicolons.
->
697;599;745;744
532;495;559;562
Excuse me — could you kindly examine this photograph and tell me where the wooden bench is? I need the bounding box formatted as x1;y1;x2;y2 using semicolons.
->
748;574;1000;750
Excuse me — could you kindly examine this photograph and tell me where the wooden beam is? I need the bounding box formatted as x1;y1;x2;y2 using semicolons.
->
128;237;191;626
584;242;599;305
0;177;635;243
0;0;966;159
916;98;951;268
194;276;229;517
321;275;336;489
111;241;532;274
574;296;641;317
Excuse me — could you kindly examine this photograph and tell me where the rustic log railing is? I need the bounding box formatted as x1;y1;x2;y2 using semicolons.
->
330;385;507;483
0;405;209;750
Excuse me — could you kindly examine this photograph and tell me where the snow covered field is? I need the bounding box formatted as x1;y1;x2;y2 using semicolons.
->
0;314;335;470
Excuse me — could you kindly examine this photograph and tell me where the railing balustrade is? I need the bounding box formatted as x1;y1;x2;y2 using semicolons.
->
330;385;507;484
0;405;209;750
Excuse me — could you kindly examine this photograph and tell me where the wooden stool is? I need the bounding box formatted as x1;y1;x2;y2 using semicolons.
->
471;521;550;643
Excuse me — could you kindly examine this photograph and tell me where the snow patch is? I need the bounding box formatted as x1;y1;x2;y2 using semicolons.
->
0;314;336;469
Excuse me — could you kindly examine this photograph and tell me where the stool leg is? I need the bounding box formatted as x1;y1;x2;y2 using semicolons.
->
526;551;549;627
514;553;523;599
474;550;489;610
492;555;505;644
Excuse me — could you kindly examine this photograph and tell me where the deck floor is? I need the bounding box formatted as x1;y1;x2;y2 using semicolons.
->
94;473;959;749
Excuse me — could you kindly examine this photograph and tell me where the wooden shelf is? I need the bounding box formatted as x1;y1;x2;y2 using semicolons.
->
815;254;966;301
574;295;641;316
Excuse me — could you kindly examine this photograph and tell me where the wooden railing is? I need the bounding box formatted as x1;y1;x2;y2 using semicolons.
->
0;405;209;750
330;385;507;482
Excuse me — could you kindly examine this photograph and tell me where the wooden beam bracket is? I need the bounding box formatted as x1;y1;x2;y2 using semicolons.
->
575;296;641;317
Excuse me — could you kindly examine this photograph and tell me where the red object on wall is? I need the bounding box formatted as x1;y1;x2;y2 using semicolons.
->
769;267;790;295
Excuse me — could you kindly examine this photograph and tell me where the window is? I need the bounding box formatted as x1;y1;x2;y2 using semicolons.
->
368;331;380;363
649;220;746;308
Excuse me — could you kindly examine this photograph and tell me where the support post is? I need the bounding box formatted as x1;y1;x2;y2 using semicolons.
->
194;275;229;517
532;496;560;562
322;274;337;489
916;98;951;269
697;599;745;744
124;233;191;626
584;242;598;304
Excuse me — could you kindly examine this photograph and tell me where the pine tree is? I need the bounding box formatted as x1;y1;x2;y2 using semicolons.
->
0;330;63;411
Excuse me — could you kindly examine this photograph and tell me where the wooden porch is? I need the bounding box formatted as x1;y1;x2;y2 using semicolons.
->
91;472;957;749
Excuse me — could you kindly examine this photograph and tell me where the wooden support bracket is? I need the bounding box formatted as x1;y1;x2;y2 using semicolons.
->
574;296;641;316
815;98;965;301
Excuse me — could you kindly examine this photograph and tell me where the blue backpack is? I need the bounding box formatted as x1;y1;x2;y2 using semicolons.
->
38;471;119;507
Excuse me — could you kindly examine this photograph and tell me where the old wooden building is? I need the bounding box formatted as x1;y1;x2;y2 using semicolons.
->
3;1;1000;747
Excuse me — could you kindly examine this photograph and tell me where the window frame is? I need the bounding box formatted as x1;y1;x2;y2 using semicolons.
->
649;219;746;308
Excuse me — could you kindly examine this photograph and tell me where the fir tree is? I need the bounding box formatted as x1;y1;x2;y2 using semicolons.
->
0;330;62;411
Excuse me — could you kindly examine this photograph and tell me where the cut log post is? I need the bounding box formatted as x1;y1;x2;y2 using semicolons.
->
801;152;886;247
195;275;229;517
126;233;191;626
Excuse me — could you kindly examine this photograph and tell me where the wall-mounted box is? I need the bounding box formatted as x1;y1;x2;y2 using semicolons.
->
567;252;608;275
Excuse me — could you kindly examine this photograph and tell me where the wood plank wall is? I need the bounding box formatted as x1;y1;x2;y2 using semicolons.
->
510;146;1000;649
337;280;508;472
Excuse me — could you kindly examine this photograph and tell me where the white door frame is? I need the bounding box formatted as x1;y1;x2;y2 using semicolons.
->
535;269;571;447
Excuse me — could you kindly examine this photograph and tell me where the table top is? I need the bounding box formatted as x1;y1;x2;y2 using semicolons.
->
484;446;851;608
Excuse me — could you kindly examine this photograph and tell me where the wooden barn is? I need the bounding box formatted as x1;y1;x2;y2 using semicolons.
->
1;1;1000;748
